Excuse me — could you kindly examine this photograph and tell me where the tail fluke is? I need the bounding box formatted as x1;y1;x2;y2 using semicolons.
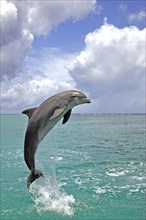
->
27;170;44;189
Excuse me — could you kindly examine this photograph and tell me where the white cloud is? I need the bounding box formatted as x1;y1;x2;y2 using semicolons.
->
1;49;76;113
0;1;18;46
1;1;145;113
0;0;34;79
1;30;34;80
26;0;97;36
128;10;146;22
0;0;97;80
119;3;127;12
68;22;145;112
119;3;146;25
1;22;145;113
1;74;74;110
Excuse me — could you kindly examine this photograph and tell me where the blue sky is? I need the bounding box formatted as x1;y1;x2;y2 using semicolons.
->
32;1;145;52
1;0;146;113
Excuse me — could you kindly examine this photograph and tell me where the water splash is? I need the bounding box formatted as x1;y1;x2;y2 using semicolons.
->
29;158;75;216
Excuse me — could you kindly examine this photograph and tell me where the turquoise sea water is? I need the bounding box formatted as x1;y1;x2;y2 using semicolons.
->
0;114;146;220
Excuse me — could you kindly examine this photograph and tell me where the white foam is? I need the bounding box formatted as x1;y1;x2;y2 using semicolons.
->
30;155;75;216
132;176;145;181
50;156;63;161
129;188;139;192
106;171;125;177
30;179;75;216
95;187;106;194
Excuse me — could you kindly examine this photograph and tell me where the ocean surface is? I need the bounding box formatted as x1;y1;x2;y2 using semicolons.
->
0;114;146;220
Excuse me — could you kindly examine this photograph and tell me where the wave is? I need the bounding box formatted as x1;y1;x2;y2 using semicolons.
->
106;171;125;177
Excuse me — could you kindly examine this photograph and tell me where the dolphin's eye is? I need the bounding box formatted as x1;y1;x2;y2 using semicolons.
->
72;95;76;98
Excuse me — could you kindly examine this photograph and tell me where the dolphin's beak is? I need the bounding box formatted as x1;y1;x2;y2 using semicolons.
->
82;97;91;103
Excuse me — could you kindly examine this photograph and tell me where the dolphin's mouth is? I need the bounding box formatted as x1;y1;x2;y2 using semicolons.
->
82;97;91;103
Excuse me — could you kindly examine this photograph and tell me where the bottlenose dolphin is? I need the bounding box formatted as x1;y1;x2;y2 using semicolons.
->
22;90;91;188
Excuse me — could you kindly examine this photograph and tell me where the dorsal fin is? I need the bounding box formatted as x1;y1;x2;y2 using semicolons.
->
22;107;37;119
62;109;72;124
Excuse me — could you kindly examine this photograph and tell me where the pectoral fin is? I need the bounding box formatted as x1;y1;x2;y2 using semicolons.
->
49;107;65;120
22;107;37;119
62;109;72;124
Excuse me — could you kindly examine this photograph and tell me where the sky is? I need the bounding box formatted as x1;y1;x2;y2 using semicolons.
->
0;0;146;114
